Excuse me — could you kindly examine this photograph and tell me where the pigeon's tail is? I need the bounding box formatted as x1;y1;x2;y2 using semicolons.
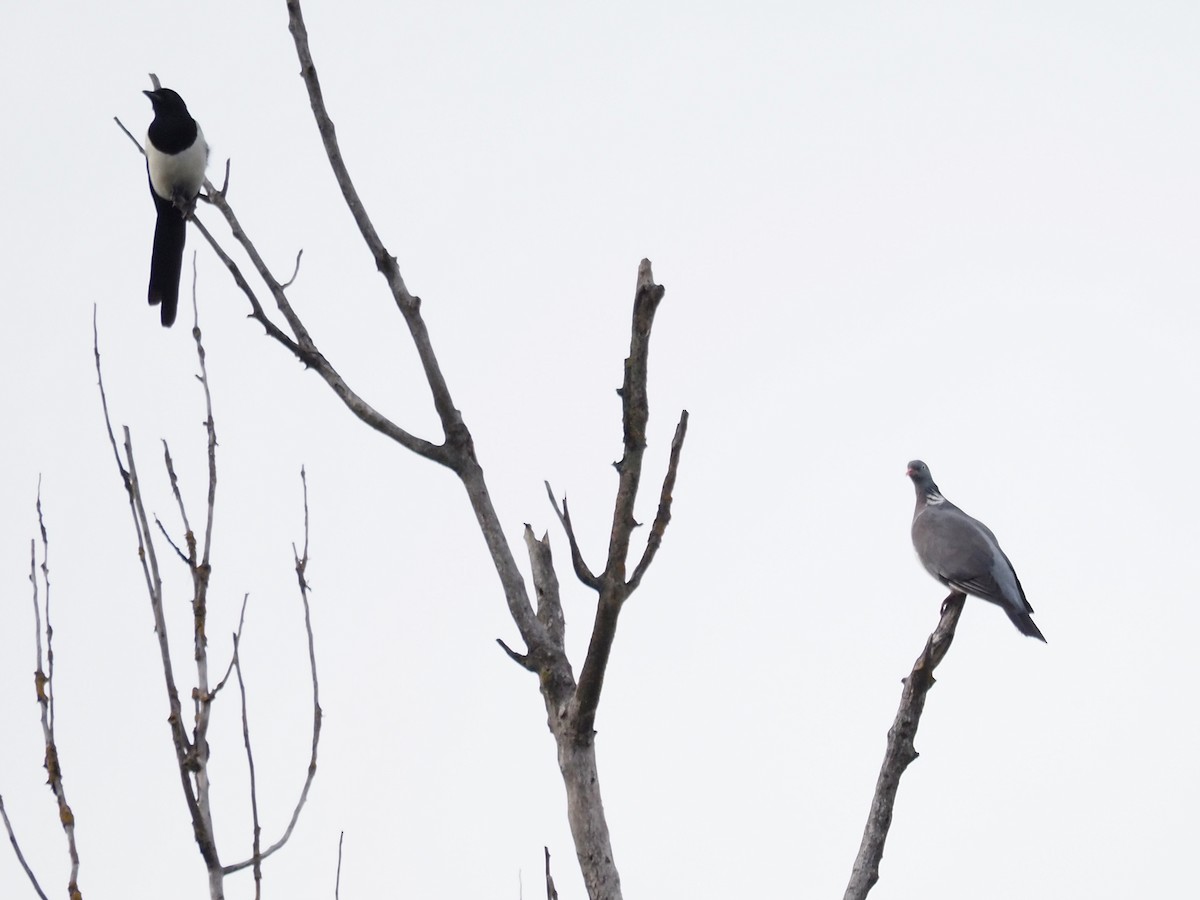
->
148;194;186;327
1007;609;1047;643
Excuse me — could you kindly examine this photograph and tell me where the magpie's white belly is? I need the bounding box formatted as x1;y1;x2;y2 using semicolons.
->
146;127;208;201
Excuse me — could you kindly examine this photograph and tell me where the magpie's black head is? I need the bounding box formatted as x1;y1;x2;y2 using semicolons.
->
144;88;190;114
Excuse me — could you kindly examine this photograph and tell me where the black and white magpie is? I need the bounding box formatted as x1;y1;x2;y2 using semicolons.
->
144;87;208;327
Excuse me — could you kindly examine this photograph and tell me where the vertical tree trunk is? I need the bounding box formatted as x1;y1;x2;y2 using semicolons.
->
556;729;622;900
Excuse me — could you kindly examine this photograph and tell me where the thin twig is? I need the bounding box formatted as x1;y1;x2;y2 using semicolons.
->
30;493;83;899
334;831;344;900
92;307;130;488
281;249;304;289
188;215;302;354
223;468;323;875
162;442;196;563
544;846;559;900
213;595;252;699
234;641;263;900
154;515;191;564
544;484;599;590
192;265;219;571
113;116;144;155
0;795;50;900
627;410;688;592
843;592;967;900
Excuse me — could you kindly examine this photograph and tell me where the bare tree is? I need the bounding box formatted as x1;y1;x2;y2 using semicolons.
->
124;2;691;896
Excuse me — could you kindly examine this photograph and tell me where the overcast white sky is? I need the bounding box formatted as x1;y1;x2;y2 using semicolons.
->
2;2;1198;898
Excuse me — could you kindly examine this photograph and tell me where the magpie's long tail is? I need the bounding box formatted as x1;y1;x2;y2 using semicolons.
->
148;192;186;328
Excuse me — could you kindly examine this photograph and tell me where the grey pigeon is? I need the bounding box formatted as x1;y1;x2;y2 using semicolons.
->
906;460;1046;642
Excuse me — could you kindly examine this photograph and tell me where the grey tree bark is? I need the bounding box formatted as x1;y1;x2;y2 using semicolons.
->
843;592;967;900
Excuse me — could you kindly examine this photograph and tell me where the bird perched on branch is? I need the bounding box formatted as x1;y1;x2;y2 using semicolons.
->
144;87;208;327
906;460;1046;642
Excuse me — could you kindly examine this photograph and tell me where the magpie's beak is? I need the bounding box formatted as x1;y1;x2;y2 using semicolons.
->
143;89;157;101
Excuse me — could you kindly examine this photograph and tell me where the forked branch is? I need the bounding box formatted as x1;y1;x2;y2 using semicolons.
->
570;261;688;735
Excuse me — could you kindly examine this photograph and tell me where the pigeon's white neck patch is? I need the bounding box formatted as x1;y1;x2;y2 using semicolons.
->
925;491;945;505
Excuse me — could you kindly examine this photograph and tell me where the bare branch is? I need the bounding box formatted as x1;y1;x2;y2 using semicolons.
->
496;638;537;672
120;426;209;851
234;641;263;900
190;206;451;467
95;320;185;772
29;494;83;899
604;259;667;578
334;831;344;900
524;526;565;648
0;795;50;900
191;284;219;569
283;0;474;462
544;846;559;900
544;483;599;590
161;442;196;563
187;216;302;353
212;594;251;700
299;466;310;562
223;468;323;876
153;515;191;565
183;304;222;896
284;1;416;306
572;260;667;733
627;409;689;593
112;74;158;156
281;249;304;289
843;592;967;900
113;116;144;155
93;308;130;491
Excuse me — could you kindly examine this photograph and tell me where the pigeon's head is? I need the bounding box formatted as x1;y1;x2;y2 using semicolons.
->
143;88;190;115
906;459;938;495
